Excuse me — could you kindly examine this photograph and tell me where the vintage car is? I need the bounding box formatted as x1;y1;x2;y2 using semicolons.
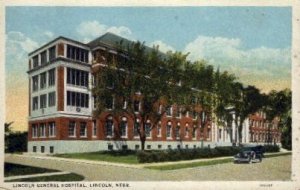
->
233;145;264;163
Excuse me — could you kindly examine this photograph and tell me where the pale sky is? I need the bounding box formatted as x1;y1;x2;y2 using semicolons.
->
5;6;291;131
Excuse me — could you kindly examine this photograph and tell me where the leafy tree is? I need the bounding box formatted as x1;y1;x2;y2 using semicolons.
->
265;89;291;149
4;122;28;153
92;42;187;150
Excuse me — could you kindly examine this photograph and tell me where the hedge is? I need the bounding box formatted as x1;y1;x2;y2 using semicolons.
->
137;145;280;163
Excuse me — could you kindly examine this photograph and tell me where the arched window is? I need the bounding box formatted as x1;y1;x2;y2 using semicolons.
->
157;121;162;137
105;116;114;138
175;122;180;139
145;119;151;138
185;123;189;137
120;117;127;138
134;118;140;138
166;121;172;139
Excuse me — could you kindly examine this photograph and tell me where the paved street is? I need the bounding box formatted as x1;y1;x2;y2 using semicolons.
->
5;154;291;181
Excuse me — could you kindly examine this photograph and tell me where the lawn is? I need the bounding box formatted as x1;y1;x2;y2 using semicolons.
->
145;152;292;170
6;173;84;182
145;158;233;170
4;163;59;177
55;151;139;164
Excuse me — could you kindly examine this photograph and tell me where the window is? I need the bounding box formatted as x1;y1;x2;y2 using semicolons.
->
41;146;45;153
192;125;197;139
32;75;39;91
48;69;55;86
134;100;140;112
134;119;140;137
175;123;180;139
41;51;47;65
207;128;211;139
192;111;197;119
49;46;56;61
66;45;88;63
105;96;114;109
122;145;128;150
67;91;89;108
135;145;140;150
158;145;162;149
68;121;76;137
80;122;87;137
50;146;54;154
40;72;47;89
105;117;114;137
145;121;151;138
48;122;56;137
32;96;39;110
177;145;181;149
157;122;162;137
120;117;127;137
39;123;46;137
219;129;222;139
166;121;172;139
92;120;97;137
106;74;114;89
176;107;181;118
185;145;189;149
33;146;37;152
108;144;113;150
166;106;172;117
48;92;56;107
40;94;47;109
33;55;39;68
147;145;151;149
32;124;38;138
67;68;89;87
185;124;189;137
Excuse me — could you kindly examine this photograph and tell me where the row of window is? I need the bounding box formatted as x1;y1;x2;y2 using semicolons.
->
108;144;200;151
68;121;87;137
32;69;55;92
32;146;54;153
32;122;56;138
101;117;210;139
250;120;275;129
32;46;56;68
32;92;56;110
250;133;280;143
102;98;204;120
66;44;89;63
67;67;89;87
67;91;89;108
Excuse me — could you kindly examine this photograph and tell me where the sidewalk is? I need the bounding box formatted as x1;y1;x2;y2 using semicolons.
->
5;171;70;181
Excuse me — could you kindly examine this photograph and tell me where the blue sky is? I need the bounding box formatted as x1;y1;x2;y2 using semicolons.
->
5;6;291;131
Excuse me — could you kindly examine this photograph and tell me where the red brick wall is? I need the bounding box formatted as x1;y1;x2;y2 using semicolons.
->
58;43;64;56
57;67;64;111
28;111;212;142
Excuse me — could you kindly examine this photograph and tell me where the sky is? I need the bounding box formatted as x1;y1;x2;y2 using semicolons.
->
5;6;291;131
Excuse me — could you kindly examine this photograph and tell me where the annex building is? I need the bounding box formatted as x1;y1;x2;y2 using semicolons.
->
27;32;281;154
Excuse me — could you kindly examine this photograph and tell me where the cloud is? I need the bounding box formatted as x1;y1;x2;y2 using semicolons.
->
183;35;291;92
43;31;54;39
76;20;133;43
148;40;176;53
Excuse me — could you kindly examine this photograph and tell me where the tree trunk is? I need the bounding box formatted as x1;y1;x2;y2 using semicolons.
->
140;135;146;151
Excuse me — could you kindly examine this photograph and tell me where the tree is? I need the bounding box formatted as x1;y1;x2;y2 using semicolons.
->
265;89;291;149
92;42;187;150
4;122;28;153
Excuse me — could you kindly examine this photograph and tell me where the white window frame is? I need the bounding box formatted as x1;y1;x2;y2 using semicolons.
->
166;106;173;117
166;121;172;139
48;122;56;137
92;120;97;138
105;116;114;138
39;123;46;137
134;119;140;138
185;123;189;137
68;121;76;137
120;117;128;138
157;121;162;137
80;122;87;137
145;120;151;139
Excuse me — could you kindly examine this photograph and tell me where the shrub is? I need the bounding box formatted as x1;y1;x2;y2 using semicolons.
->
264;145;280;152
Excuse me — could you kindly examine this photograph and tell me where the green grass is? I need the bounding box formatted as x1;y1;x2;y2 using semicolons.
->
6;173;84;182
145;152;292;170
145;158;233;170
55;151;139;164
265;152;291;158
4;163;59;177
